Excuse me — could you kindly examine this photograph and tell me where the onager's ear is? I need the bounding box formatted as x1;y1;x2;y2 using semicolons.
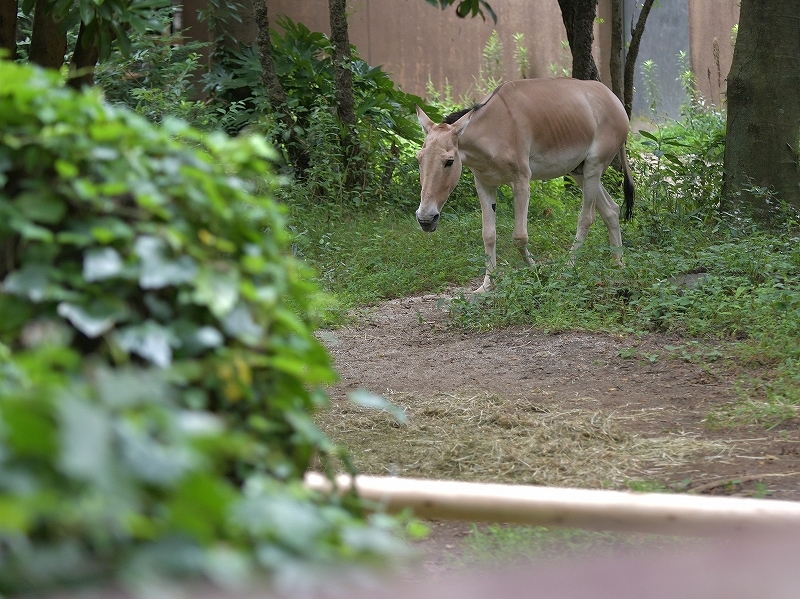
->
416;104;436;135
452;109;473;137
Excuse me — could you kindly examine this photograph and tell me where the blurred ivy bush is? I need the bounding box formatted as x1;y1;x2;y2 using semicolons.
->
0;60;405;594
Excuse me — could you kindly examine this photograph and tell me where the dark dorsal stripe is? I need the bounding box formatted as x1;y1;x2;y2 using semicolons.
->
443;104;482;125
441;81;509;125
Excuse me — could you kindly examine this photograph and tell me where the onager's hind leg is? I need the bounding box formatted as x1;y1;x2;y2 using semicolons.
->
596;182;624;265
568;173;596;265
569;173;624;265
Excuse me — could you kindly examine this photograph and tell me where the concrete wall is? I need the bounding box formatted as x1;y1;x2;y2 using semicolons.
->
271;0;569;103
689;0;739;107
180;0;739;117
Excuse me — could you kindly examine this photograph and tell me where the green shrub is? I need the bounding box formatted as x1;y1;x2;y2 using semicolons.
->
0;59;404;594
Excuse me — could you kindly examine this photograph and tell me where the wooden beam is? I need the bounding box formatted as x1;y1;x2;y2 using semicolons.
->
304;473;800;537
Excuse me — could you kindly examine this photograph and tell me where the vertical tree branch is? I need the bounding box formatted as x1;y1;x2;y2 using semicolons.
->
610;0;623;104
623;0;655;117
67;21;100;89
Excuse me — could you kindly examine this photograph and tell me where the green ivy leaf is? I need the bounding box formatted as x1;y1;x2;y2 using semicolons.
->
115;321;178;367
83;247;124;281
57;392;113;486
135;236;198;290
57;301;121;338
14;192;68;225
192;267;240;318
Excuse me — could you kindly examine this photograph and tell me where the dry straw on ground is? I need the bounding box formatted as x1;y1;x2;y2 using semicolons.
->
316;391;732;489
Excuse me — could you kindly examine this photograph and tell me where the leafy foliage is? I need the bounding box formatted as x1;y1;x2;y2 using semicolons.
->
95;8;210;124
199;17;433;203
0;59;404;594
424;0;497;22
20;0;169;62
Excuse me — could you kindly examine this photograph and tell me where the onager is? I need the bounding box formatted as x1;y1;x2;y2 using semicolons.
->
415;78;634;292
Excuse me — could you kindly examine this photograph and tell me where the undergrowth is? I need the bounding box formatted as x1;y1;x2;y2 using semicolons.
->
291;89;800;429
90;11;798;427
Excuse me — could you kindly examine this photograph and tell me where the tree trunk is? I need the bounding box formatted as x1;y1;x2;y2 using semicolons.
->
254;0;286;108
555;0;599;81
723;0;800;218
253;0;309;176
29;0;67;69
609;0;623;103
622;0;655;118
328;0;361;187
0;0;17;60
67;21;100;89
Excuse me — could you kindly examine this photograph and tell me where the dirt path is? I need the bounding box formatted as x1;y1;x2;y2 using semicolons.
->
316;287;800;571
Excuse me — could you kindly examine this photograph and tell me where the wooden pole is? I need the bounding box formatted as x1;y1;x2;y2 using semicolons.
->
304;473;800;537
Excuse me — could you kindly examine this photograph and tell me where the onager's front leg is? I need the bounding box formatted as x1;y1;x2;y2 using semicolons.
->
512;176;534;267
474;178;498;293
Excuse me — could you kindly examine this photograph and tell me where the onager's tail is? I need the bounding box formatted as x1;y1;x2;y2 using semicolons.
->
620;146;634;221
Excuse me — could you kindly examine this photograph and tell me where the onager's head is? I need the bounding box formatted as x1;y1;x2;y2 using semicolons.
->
415;105;472;232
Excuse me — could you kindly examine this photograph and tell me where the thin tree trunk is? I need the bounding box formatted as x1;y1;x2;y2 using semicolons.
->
253;0;309;176
0;0;17;60
67;21;100;89
254;0;286;108
29;0;67;69
610;0;623;103
328;0;362;187
556;0;599;81
623;0;655;117
723;0;800;218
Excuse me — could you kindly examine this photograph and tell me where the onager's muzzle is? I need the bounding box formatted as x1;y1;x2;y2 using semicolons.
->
416;209;440;232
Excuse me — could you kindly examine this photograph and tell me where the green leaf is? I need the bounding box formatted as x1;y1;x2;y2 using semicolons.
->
349;390;408;423
135;236;198;290
2;264;50;302
0;498;30;533
83;247;124;281
115;321;178;367
14;192;67;225
638;129;659;142
221;303;262;345
57;301;124;338
192;267;240;318
95;366;169;408
57;391;113;486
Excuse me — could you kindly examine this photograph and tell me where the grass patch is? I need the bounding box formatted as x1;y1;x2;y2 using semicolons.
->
287;203;487;322
453;523;693;568
315;391;729;488
287;102;800;428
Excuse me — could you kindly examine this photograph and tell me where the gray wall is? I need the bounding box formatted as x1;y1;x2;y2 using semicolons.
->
625;0;691;120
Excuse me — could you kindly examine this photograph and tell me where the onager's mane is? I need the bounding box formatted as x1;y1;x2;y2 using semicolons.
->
442;103;482;125
442;81;507;124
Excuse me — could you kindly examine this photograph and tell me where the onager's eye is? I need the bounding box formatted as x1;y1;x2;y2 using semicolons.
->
444;158;455;168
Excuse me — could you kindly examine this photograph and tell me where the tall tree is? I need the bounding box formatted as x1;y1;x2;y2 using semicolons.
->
328;0;361;186
253;0;309;176
556;0;599;80
723;0;800;217
28;0;68;69
0;0;17;59
610;0;623;100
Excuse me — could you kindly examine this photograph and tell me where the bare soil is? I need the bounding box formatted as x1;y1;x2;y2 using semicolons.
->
316;286;800;572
